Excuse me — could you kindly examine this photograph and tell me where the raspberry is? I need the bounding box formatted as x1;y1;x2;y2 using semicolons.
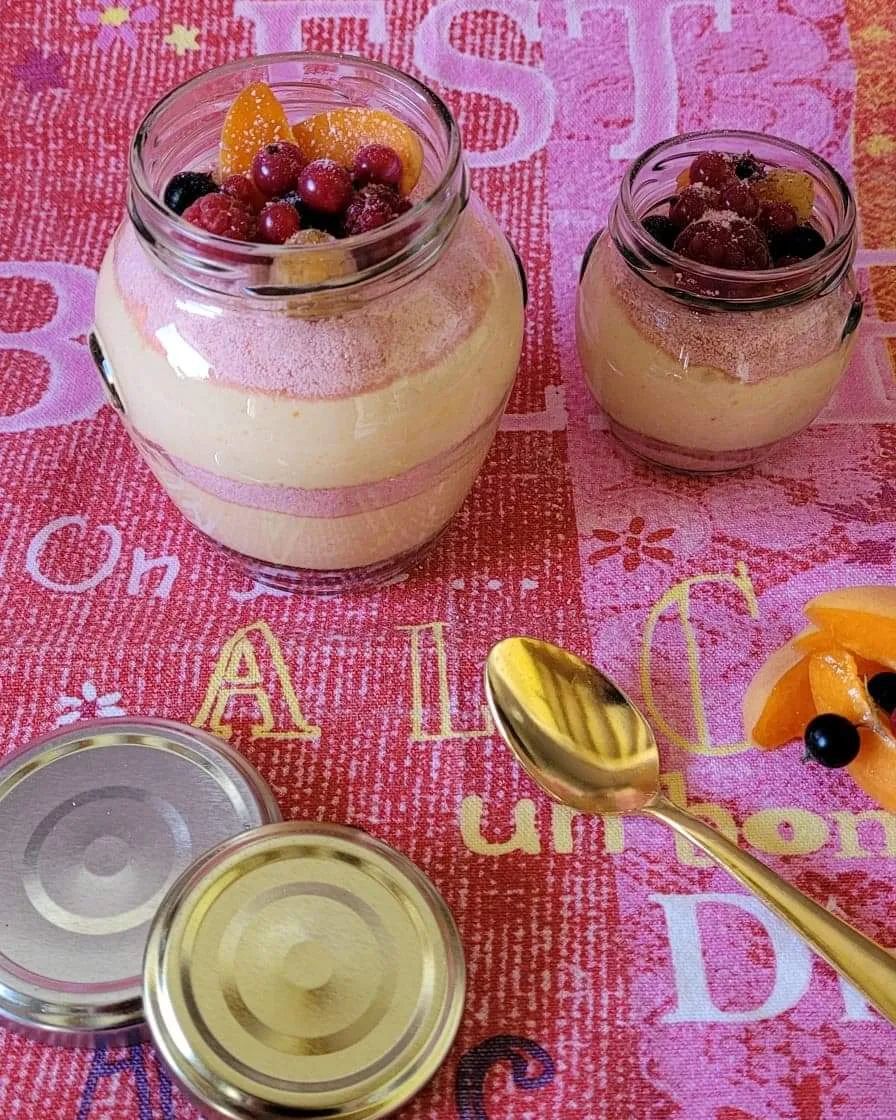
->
352;143;404;189
689;151;736;189
669;185;720;229
674;216;771;270
182;193;255;241
297;159;354;215
343;184;409;236
221;174;265;212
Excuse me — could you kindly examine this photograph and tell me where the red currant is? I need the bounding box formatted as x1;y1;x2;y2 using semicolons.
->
257;201;301;244
352;144;404;189
720;181;760;220
759;201;798;235
298;159;354;216
250;142;306;197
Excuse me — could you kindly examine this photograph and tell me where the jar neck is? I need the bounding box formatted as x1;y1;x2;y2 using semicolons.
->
609;129;857;310
127;53;467;313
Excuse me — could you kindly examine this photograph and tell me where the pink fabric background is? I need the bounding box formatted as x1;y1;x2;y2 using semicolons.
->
1;1;895;1116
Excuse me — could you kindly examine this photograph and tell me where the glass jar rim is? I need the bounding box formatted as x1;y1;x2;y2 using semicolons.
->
614;128;857;305
128;51;464;276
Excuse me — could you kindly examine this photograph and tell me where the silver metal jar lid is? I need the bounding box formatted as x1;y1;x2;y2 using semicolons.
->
0;717;280;1046
145;822;465;1120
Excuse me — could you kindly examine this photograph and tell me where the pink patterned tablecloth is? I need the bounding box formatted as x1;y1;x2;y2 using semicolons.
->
2;1;896;1117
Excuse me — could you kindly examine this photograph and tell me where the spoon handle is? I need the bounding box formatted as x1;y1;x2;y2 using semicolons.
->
644;795;896;1024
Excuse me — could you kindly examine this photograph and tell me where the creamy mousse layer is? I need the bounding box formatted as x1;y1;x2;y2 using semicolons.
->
577;236;855;455
95;202;523;569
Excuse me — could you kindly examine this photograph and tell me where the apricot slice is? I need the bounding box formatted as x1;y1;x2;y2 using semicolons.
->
804;586;896;670
850;729;896;811
292;109;423;196
753;169;814;222
742;637;818;749
807;648;896;809
219;82;292;178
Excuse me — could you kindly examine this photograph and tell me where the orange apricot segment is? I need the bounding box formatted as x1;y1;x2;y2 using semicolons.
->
292;108;423;195
849;728;896;811
219;82;292;178
742;639;817;749
753;168;815;222
807;649;878;726
804;586;896;670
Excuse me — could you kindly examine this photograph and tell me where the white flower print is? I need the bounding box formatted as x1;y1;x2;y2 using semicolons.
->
55;681;127;726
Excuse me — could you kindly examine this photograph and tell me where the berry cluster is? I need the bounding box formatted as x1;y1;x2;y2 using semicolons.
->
163;140;412;245
804;672;896;769
641;149;826;275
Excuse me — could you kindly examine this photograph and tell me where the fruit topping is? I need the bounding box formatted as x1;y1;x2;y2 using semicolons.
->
219;81;293;177
868;672;896;715
753;168;814;222
641;214;678;249
803;713;861;768
651;148;827;284
221;174;265;211
297;158;354;215
182;193;256;241
758;200;798;235
163;171;217;215
743;586;896;810
689;150;736;189
732;151;764;180
343;184;410;236
257;199;301;244
673;214;771;269
292;108;423;196
352;143;403;189
669;185;720;229
251;141;306;197
719;180;760;220
770;223;826;262
269;229;352;288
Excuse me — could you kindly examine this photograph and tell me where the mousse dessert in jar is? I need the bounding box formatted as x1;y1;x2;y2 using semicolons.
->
577;131;861;472
93;54;525;592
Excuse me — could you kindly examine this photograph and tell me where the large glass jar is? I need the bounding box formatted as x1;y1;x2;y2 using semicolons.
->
577;131;861;472
92;54;525;592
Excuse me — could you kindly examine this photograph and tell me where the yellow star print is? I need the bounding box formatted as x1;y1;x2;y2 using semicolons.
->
164;23;200;55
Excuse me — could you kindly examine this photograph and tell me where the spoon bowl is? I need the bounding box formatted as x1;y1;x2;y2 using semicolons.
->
485;635;896;1026
485;636;658;813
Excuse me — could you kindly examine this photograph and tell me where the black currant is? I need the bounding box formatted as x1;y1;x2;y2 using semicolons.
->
868;672;896;716
769;223;826;262
803;713;860;769
163;171;218;215
733;151;764;180
641;214;678;249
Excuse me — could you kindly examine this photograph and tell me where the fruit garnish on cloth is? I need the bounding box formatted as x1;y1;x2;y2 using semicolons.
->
292;108;423;196
742;587;896;809
163;86;420;249
642;148;822;278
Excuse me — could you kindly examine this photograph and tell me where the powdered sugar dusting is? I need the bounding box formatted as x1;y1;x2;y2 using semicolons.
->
113;205;498;400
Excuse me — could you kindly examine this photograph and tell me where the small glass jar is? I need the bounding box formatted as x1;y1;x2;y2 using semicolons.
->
92;54;525;592
577;131;862;472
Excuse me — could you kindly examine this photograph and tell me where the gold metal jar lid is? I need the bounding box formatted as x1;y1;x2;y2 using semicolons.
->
144;822;465;1119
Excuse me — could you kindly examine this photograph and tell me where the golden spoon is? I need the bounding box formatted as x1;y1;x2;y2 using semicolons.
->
484;635;896;1025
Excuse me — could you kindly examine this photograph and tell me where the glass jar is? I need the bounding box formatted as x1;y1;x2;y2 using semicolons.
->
92;53;525;592
577;131;861;472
